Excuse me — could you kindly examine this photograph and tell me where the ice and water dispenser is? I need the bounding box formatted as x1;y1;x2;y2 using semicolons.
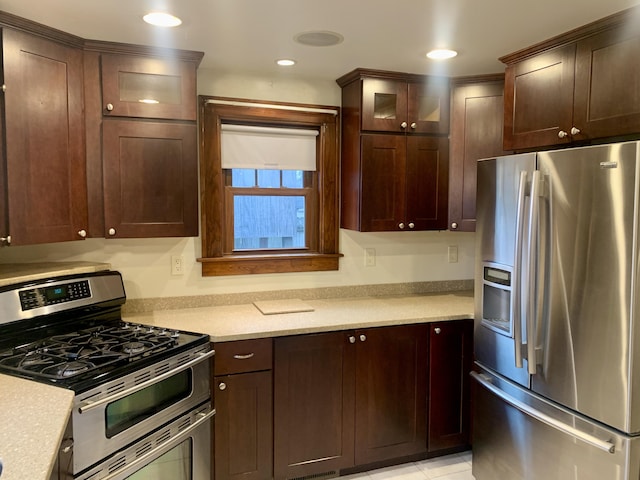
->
481;263;513;337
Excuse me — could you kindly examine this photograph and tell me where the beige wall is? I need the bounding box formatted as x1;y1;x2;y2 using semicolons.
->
0;69;475;300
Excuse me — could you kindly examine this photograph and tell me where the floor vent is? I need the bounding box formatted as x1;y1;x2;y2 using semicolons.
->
288;470;338;480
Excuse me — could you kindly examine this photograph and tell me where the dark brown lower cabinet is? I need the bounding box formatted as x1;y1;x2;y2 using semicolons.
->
427;320;473;453
273;325;429;480
214;371;273;480
273;331;356;480
354;324;428;465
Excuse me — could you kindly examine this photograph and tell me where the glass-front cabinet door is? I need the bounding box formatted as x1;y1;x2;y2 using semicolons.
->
101;54;198;120
361;78;408;132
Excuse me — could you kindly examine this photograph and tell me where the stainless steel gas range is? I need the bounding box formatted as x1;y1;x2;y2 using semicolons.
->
0;270;214;480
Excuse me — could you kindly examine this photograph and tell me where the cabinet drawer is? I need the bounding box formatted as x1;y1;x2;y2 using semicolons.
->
215;338;273;374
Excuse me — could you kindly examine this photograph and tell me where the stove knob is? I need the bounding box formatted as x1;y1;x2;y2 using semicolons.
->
147;327;155;334
160;329;168;336
171;330;180;338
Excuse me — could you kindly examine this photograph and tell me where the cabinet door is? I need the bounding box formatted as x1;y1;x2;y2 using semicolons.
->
573;28;640;140
354;325;428;465
101;54;197;120
274;332;355;480
3;28;88;245
361;78;408;132
449;80;506;232
360;134;407;231
102;120;198;238
503;43;576;150
406;136;449;231
214;371;273;480
407;79;450;135
428;320;473;453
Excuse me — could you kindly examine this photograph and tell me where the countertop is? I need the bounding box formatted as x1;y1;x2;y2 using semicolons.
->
124;291;475;342
0;375;74;480
0;262;111;288
1;290;473;480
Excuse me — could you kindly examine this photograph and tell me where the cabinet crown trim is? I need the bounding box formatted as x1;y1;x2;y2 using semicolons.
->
336;67;449;87
499;5;640;65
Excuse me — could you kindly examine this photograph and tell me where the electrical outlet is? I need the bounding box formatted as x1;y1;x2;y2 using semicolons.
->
448;245;459;263
171;255;184;275
364;248;376;267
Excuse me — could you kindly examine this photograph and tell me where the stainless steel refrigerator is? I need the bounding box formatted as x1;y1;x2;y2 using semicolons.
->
473;141;640;479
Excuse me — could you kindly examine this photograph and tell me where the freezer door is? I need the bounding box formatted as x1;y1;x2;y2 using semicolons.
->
532;142;640;433
475;153;535;387
472;367;639;480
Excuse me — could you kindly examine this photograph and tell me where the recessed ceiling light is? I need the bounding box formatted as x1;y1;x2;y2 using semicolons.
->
294;31;344;47
426;49;458;60
276;59;296;66
143;12;182;27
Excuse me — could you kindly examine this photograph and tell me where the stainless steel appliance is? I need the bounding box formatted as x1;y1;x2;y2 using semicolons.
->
0;271;214;479
473;141;640;479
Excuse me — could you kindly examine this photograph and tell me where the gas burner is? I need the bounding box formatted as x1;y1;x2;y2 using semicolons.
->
21;351;53;368
43;360;95;378
122;341;147;355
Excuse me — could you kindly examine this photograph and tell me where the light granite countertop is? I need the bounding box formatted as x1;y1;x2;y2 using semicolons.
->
0;375;74;480
1;290;473;480
0;262;111;288
124;291;475;342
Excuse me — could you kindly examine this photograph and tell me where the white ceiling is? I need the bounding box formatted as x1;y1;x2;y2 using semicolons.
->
1;0;638;80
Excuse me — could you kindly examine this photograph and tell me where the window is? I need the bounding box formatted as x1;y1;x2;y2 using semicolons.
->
198;97;341;276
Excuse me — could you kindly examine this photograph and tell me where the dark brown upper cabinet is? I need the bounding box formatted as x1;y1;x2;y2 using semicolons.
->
337;68;450;232
100;53;198;121
1;25;88;246
449;75;508;233
502;6;640;150
84;42;203;239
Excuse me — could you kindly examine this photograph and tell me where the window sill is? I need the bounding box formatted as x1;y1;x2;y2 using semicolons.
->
197;253;343;276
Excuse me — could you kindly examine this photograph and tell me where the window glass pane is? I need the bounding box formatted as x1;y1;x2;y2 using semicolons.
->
234;195;305;250
282;170;304;188
231;169;256;187
257;170;281;188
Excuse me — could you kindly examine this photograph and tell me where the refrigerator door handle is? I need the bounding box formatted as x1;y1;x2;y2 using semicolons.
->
512;171;528;368
525;170;542;375
471;372;616;454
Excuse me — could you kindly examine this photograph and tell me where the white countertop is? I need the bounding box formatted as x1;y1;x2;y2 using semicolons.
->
124;291;474;342
0;375;74;480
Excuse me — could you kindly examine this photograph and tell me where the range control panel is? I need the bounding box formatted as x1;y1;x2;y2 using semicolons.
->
19;280;91;311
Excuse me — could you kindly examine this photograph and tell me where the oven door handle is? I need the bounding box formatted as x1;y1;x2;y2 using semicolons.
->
78;349;215;414
99;408;215;480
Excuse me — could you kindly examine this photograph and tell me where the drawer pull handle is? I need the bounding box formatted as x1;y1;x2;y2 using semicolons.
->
233;353;255;360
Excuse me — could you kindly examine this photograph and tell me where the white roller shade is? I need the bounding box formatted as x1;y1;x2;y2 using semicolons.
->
221;124;318;171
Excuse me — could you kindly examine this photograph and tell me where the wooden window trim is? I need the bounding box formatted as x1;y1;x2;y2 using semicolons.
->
198;96;342;276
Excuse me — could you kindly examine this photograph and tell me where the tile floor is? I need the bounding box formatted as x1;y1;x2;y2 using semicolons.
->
341;451;474;480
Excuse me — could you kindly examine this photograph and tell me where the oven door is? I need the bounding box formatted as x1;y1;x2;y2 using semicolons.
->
75;402;214;480
72;345;213;474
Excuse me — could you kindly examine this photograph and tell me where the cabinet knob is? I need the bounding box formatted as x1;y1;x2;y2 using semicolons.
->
558;130;568;139
1;84;5;92
349;335;356;344
0;236;11;245
434;327;442;334
219;382;227;391
410;122;417;129
399;222;405;229
359;334;367;342
106;103;114;112
570;126;581;136
408;222;415;229
451;222;458;230
400;121;408;129
77;229;87;238
108;228;116;236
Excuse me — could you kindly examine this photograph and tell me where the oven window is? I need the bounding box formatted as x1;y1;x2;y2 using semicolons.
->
126;438;192;479
106;371;192;438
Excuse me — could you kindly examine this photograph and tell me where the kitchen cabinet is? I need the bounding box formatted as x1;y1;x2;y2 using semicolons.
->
427;320;473;453
273;324;428;480
84;45;203;238
213;338;273;480
448;75;507;232
0;26;88;246
337;68;449;232
502;8;640;150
